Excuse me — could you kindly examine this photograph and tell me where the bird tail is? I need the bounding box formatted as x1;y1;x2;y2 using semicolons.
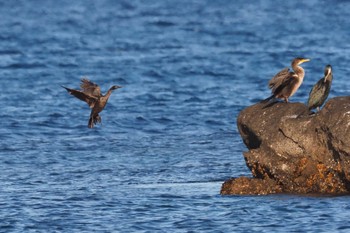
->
261;95;274;103
88;114;101;128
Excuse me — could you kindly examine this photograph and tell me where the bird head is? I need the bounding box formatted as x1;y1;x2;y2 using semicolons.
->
111;85;122;90
324;65;332;83
295;57;310;65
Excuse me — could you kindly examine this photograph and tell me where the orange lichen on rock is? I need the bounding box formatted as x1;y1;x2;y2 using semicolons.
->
220;177;282;195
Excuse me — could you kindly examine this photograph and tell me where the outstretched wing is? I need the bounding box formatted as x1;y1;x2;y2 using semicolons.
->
268;67;290;91
80;78;101;97
62;86;98;108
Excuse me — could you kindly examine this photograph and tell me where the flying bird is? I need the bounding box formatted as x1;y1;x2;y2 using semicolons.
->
62;78;122;128
264;57;310;103
307;65;333;112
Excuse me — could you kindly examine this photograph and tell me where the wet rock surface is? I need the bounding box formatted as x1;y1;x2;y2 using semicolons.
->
221;96;350;195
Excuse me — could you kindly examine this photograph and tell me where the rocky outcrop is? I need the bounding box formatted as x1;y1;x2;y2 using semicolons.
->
221;96;350;195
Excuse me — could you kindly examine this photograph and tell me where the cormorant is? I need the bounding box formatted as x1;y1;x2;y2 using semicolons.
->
307;65;333;111
265;57;310;102
62;78;122;128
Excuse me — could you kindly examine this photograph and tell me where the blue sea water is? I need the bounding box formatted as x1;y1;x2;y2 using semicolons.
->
1;0;350;232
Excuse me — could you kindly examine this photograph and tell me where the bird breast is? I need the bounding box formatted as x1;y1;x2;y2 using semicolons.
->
289;77;303;97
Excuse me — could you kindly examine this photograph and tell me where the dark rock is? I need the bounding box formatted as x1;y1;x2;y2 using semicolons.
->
221;96;350;195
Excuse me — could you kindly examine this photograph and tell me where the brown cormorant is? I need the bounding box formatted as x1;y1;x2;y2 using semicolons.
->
265;57;310;102
62;78;122;128
307;65;332;111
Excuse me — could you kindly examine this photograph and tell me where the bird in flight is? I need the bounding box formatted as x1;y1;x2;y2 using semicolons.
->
62;78;122;128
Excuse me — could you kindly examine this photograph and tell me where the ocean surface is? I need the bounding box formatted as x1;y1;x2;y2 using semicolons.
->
1;0;350;232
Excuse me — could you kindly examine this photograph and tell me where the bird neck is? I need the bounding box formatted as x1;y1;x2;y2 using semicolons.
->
292;64;305;79
103;88;114;99
325;73;333;82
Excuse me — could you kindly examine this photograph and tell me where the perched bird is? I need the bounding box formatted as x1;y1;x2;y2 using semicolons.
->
62;78;122;128
264;57;310;103
307;65;333;112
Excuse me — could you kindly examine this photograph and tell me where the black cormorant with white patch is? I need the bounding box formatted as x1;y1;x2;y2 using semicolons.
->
307;65;333;111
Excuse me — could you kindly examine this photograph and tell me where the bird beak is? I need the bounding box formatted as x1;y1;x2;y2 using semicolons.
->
301;58;310;64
